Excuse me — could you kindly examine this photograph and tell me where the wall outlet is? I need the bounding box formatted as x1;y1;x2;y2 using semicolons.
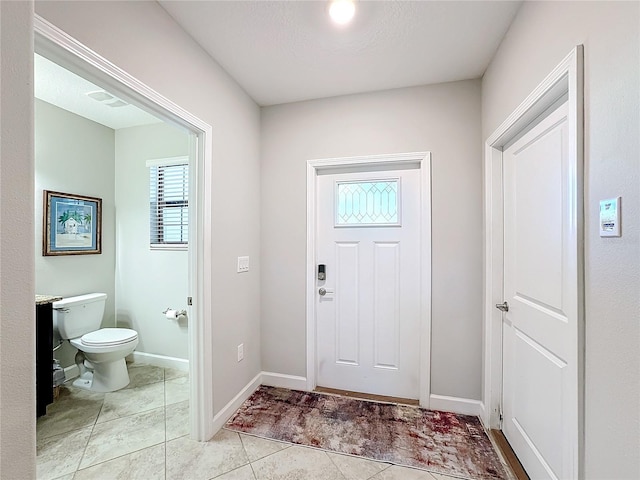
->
237;256;249;273
237;343;244;362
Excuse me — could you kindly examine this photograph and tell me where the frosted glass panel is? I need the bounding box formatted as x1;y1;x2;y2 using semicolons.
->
336;180;399;226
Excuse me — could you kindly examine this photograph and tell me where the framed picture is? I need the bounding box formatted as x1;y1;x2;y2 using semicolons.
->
43;190;102;256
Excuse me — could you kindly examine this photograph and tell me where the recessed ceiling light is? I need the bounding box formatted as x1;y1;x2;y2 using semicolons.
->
329;0;356;26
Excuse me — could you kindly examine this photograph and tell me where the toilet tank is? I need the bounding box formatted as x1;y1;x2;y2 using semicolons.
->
53;293;107;340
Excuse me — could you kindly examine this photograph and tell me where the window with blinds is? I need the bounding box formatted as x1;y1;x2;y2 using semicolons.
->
147;157;189;249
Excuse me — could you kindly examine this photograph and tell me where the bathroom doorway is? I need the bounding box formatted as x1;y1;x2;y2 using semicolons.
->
34;14;214;447
34;53;196;475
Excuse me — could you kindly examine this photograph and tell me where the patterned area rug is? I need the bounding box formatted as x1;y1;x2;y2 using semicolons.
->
225;386;507;480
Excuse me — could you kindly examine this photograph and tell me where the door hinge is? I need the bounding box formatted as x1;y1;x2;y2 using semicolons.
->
495;301;509;312
187;296;193;306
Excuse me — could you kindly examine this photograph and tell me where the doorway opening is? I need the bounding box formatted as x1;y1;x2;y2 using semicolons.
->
483;46;584;478
34;15;214;441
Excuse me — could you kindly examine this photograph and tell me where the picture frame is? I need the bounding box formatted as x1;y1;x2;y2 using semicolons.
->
43;190;102;256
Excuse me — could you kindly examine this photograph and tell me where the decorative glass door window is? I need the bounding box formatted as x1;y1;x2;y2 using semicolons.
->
335;179;400;227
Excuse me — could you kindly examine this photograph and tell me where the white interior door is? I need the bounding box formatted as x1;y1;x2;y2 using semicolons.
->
316;166;422;399
502;102;579;479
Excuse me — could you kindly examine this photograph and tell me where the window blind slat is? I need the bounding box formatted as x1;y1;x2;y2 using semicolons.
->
149;163;188;246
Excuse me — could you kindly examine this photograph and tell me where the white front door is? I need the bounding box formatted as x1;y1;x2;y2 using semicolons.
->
502;102;579;479
316;166;422;399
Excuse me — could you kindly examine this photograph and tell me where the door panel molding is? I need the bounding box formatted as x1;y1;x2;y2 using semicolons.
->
306;152;431;407
373;241;401;370
483;46;584;478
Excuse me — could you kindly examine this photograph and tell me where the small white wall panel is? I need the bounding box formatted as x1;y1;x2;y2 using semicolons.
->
335;242;359;365
373;242;401;369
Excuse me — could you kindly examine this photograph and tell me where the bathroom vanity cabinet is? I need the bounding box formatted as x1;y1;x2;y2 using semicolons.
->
35;295;61;417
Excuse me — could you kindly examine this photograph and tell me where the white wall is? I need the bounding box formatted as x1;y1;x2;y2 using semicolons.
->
482;2;640;478
35;99;116;368
261;80;483;400
35;0;262;414
115;122;189;360
0;1;35;477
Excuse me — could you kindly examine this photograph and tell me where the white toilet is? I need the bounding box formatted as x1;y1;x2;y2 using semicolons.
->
53;293;138;392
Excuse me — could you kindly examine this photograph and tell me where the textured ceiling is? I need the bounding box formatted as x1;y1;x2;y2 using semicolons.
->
35;54;161;130
159;0;522;106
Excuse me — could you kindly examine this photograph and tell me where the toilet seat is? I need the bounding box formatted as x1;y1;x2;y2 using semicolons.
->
80;328;138;347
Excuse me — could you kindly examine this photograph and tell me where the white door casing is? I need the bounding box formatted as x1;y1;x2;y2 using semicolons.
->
316;167;421;399
483;46;583;478
502;102;578;479
306;152;431;407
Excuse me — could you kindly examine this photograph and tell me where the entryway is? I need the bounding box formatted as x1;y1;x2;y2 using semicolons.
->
306;152;432;406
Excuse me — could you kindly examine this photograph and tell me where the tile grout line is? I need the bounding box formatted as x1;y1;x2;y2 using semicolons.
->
237;433;259;480
73;392;105;476
70;368;169;476
365;462;393;480
164;367;168;480
36;365;171;478
72;411;168;473
206;461;254;480
324;450;349;480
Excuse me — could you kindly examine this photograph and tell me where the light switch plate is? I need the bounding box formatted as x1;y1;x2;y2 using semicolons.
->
599;197;621;237
237;256;249;273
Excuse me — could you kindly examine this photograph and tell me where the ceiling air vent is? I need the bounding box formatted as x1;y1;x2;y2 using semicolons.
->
86;90;129;108
86;90;114;102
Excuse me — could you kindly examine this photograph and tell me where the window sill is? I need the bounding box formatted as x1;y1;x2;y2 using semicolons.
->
150;244;188;252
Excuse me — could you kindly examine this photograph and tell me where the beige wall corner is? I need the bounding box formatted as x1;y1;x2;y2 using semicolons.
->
0;1;36;477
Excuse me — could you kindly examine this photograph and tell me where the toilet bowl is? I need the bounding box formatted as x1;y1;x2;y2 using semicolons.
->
53;293;139;392
70;328;138;392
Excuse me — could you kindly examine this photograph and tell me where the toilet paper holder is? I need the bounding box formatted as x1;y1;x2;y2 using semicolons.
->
162;307;187;320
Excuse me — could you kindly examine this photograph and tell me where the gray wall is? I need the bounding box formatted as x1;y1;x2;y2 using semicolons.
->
482;2;639;477
115;123;189;360
260;80;483;400
35;0;262;414
35;99;116;368
0;1;35;477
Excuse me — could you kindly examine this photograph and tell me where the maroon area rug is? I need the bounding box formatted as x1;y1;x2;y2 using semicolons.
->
225;386;507;479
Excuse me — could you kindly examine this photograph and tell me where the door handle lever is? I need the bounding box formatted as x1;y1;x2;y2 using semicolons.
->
495;301;509;312
319;288;334;296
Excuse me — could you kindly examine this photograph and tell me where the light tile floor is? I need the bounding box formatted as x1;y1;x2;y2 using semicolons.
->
37;364;494;480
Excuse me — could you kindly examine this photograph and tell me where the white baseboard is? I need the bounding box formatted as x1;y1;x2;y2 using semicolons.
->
211;373;262;434
128;351;189;372
429;394;483;417
261;371;308;391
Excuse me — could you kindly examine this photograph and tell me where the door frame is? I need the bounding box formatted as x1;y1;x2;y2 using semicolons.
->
34;16;214;441
483;46;584;474
306;152;432;407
